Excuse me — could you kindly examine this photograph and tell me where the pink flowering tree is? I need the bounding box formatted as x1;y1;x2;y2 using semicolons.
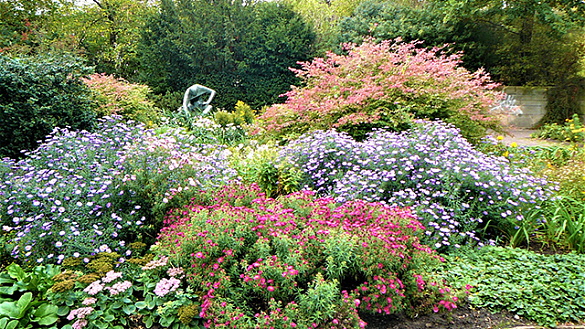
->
258;38;505;142
155;184;460;329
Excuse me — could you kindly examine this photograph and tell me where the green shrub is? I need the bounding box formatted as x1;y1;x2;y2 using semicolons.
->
214;101;256;127
81;73;161;125
151;90;183;112
0;53;97;158
229;142;302;198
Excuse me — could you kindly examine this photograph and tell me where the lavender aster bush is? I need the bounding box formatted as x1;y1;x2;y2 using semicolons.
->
0;116;237;265
282;121;555;250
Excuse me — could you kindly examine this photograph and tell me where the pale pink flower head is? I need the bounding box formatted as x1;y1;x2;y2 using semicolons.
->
142;256;169;270
167;267;184;278
83;281;104;296
102;270;123;283
106;280;132;296
72;319;88;329
154;277;181;297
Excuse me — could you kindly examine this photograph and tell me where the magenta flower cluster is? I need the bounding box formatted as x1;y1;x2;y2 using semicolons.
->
155;184;456;328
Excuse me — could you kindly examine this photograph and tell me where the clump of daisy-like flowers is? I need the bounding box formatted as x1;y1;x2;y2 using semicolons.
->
154;183;458;328
280;120;555;250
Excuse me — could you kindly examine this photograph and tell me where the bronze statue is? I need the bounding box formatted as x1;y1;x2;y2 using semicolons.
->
182;84;216;116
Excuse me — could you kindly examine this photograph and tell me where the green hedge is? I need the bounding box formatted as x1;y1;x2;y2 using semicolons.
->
0;54;97;158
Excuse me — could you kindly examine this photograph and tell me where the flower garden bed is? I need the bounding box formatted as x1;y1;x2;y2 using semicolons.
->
2;39;585;329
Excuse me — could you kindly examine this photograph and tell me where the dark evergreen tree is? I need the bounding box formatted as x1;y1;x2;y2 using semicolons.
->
138;0;315;110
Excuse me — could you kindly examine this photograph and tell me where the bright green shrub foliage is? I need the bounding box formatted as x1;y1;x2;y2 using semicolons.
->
440;247;585;327
229;142;302;198
258;39;504;143
0;54;97;158
81;73;161;124
155;184;458;328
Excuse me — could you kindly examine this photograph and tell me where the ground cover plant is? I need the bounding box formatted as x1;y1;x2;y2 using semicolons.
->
438;246;585;327
154;184;460;328
258;38;504;143
281;120;555;251
0;116;237;267
46;250;204;329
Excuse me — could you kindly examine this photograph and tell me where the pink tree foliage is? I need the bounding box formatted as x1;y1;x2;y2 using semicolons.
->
259;38;505;141
82;73;159;123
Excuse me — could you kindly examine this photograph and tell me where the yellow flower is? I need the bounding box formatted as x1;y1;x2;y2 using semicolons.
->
497;136;504;141
510;142;518;148
503;151;509;157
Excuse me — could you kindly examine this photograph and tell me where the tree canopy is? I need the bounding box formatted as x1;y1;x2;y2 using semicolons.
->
138;0;316;110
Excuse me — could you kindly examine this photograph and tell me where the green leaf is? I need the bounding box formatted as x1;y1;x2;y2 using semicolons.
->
135;301;147;309
0;302;20;319
0;273;15;284
32;303;58;318
36;315;59;326
57;306;70;316
5;320;17;329
104;314;115;322
145;316;154;328
95;321;108;329
0;318;8;328
6;265;25;281
0;287;17;296
16;292;33;318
